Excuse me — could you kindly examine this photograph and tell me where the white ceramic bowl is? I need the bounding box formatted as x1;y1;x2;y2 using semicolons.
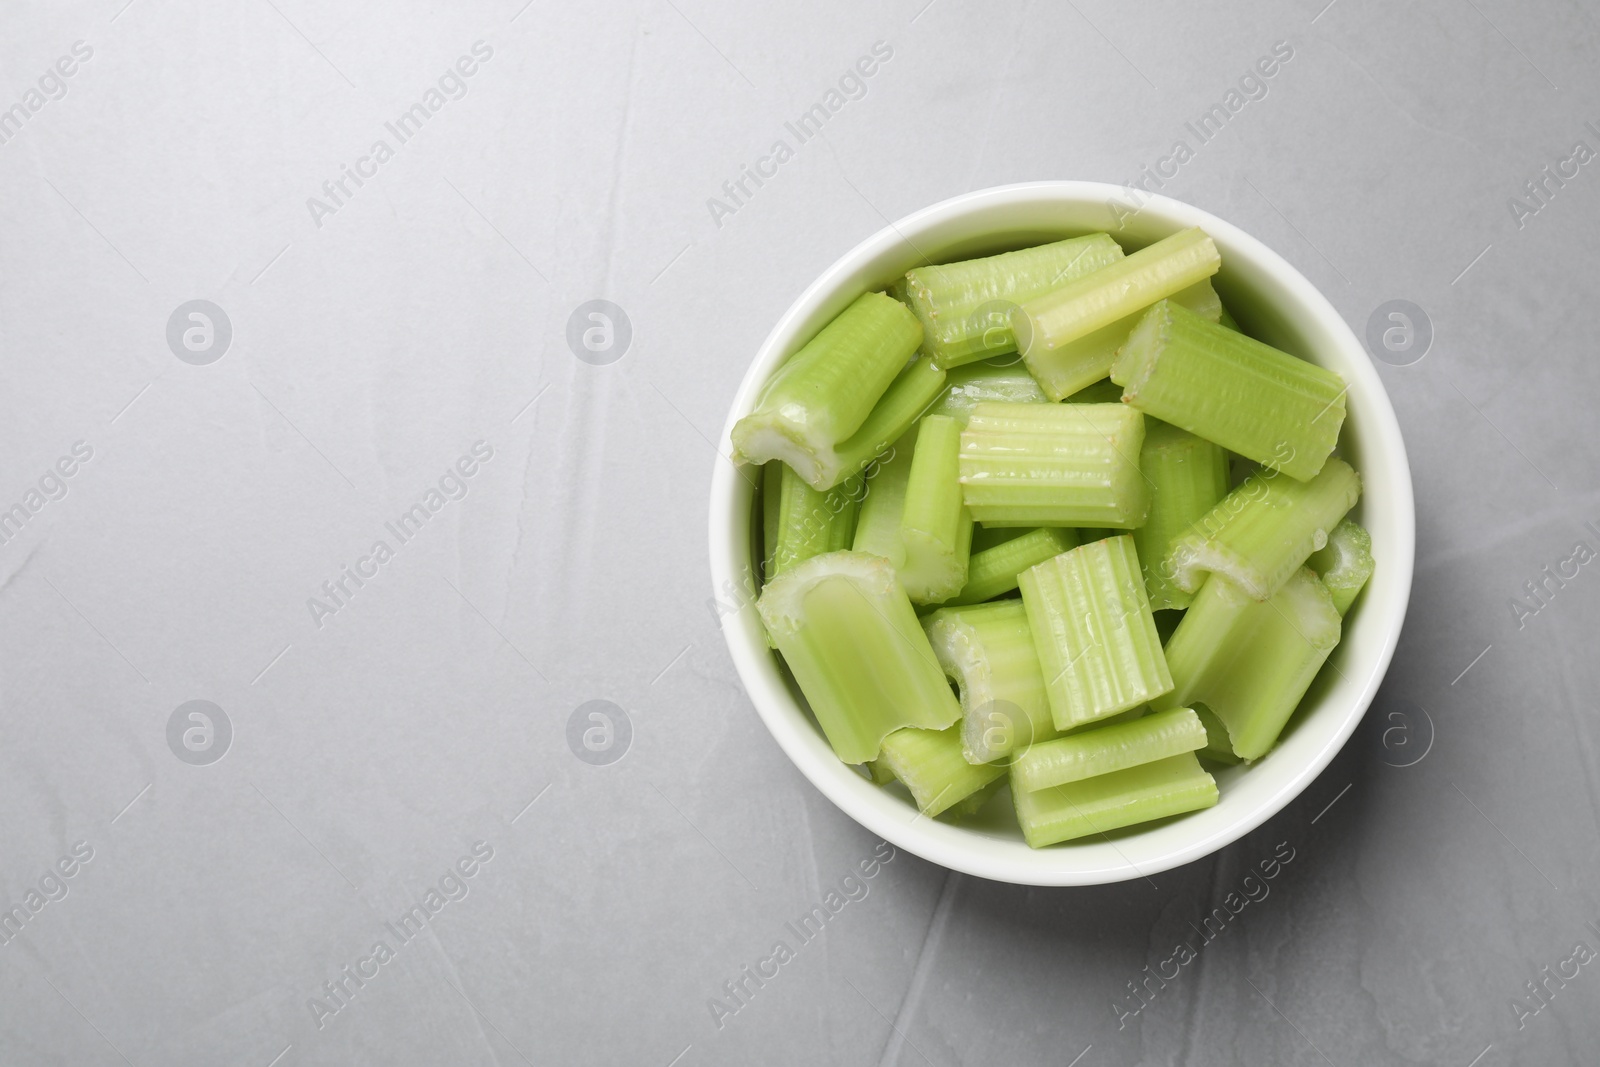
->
708;182;1414;885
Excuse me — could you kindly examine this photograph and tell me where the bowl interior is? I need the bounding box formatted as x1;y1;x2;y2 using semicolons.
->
709;182;1414;885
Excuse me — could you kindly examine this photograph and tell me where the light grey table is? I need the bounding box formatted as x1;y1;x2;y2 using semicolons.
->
1;1;1597;1064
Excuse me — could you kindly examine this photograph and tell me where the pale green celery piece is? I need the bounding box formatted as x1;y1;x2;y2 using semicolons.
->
852;435;914;566
923;600;1057;764
958;401;1150;528
1308;519;1374;616
1012;706;1206;792
822;355;948;489
1166;458;1361;601
943;776;1005;820
770;464;863;577
1063;378;1125;405
864;758;897;784
1024;280;1223;401
899;416;974;604
903;234;1126;369
878;724;1006;816
761;461;783;581
732;292;923;488
1154;569;1341;760
757;550;961;763
853;421;972;605
1134;421;1230;610
1020;535;1174;731
948;527;1077;606
1217;302;1240;331
925;360;1049;425
1011;752;1218;847
1011;227;1220;384
1190;702;1241;765
1113;299;1348;481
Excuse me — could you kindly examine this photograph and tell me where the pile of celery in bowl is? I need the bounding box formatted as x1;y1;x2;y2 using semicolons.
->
732;228;1372;849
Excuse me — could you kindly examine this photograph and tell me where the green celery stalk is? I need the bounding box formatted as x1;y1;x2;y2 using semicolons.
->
1154;569;1341;760
1113;299;1348;481
924;360;1049;425
853;421;973;604
770;463;863;577
1166;458;1361;600
958;401;1150;528
923;600;1057;763
1308;519;1374;616
944;776;1005;819
821;354;948;489
1190;702;1241;765
1217;302;1240;331
1011;752;1218;847
1133;421;1230;610
761;461;783;581
899;415;974;604
878;724;1006;817
1023;279;1222;401
852;434;913;567
903;234;1126;368
864;759;897;785
1010;227;1220;379
757;550;961;763
1012;706;1206;792
947;527;1078;605
732;292;923;488
1020;535;1174;730
1063;378;1126;405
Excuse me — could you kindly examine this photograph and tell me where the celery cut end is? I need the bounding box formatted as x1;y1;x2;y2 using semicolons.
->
758;551;960;763
878;724;1005;816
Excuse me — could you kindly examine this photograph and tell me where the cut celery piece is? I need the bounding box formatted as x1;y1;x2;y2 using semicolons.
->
758;551;960;763
925;360;1049;425
944;776;1005;820
903;234;1126;368
852;434;913;566
878;724;1006;817
770;463;863;576
1010;227;1220;380
1113;299;1347;481
948;527;1078;606
1012;706;1206;792
1190;702;1241;765
899;416;974;604
1217;302;1240;331
820;354;948;490
853;421;973;605
732;292;922;488
958;401;1149;528
1024;279;1222;401
1020;535;1173;731
1011;752;1218;847
761;461;783;580
924;600;1056;764
1308;519;1374;616
1155;569;1341;760
1133;421;1230;610
1062;378;1125;405
1167;458;1361;601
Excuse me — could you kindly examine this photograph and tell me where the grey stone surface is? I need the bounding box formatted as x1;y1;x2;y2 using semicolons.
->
0;0;1596;1064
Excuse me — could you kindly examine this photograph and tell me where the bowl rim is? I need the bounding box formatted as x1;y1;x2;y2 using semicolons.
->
707;180;1415;886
